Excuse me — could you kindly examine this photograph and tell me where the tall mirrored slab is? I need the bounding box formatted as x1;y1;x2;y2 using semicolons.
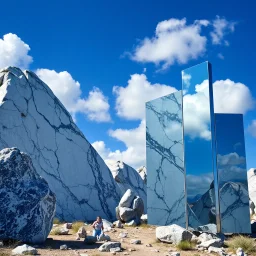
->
182;62;219;232
146;91;186;227
215;114;251;233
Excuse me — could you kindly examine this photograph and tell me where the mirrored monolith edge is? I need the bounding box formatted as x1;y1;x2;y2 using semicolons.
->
182;62;219;233
215;113;251;233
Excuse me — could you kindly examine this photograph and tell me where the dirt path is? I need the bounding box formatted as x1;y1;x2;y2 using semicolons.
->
0;225;221;256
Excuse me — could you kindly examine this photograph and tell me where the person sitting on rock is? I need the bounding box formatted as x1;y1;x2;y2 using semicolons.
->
92;216;104;238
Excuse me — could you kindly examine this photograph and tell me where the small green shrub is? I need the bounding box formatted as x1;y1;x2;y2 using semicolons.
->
226;235;256;253
72;221;85;233
50;227;62;235
53;218;61;224
176;240;194;251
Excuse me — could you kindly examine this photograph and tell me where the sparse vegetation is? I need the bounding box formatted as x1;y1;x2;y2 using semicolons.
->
53;218;61;224
176;240;195;251
50;227;62;235
0;253;10;256
72;221;85;233
226;235;256;253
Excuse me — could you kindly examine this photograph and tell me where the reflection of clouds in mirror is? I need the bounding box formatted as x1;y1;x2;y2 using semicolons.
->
181;71;192;92
183;79;211;140
217;152;245;166
183;78;253;141
217;152;247;184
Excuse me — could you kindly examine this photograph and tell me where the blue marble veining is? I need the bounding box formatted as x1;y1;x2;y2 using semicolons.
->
146;91;186;227
215;113;251;233
0;67;121;222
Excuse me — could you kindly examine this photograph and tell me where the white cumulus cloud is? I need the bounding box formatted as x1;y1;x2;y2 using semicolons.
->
0;33;33;69
92;120;146;169
36;69;111;122
210;16;236;45
131;18;208;70
113;73;177;120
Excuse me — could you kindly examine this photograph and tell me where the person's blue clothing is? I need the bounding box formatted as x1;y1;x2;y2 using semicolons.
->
93;229;102;237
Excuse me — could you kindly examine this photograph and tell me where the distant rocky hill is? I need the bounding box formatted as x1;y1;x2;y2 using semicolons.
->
0;67;121;222
108;161;147;210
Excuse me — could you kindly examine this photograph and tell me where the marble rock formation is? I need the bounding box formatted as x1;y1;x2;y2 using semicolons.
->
248;168;256;206
137;166;147;184
116;189;144;225
0;147;56;243
108;161;147;209
0;67;120;221
156;224;193;244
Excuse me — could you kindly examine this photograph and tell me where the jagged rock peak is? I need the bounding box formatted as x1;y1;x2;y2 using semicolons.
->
0;66;121;221
108;161;147;210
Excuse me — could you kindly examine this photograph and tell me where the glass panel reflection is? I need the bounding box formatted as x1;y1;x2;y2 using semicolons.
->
146;91;186;227
215;114;251;233
182;62;218;232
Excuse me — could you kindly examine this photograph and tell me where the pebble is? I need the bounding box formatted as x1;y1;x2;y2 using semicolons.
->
60;244;68;250
130;239;141;244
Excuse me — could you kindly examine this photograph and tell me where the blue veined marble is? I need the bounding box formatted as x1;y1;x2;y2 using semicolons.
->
146;91;186;227
215;114;251;233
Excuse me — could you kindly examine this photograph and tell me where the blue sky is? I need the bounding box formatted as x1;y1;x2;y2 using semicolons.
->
0;0;255;170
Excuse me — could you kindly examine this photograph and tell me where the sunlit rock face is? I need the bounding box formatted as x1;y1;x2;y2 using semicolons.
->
248;168;256;206
0;147;56;243
0;67;121;222
137;166;147;184
108;161;147;210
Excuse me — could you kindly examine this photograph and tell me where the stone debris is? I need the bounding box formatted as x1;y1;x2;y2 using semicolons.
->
60;244;68;250
84;236;97;244
156;224;193;244
12;244;38;255
64;223;72;229
99;241;121;252
130;239;141;244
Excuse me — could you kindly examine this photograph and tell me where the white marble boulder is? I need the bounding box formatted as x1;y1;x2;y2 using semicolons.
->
116;189;144;225
248;168;256;205
156;224;193;244
137;166;147;184
108;161;147;209
0;67;121;221
0;147;56;243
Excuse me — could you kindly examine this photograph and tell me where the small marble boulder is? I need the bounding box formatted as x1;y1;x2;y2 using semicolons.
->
84;236;97;244
76;226;87;239
156;224;193;244
116;189;144;225
12;244;38;255
0;148;56;243
99;241;121;252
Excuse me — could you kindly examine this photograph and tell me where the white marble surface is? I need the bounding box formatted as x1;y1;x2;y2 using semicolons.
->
0;67;121;221
108;161;147;210
248;168;256;206
146;91;186;226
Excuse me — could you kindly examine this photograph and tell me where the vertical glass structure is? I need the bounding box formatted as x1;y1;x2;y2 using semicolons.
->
215;114;251;233
146;91;186;227
182;62;219;232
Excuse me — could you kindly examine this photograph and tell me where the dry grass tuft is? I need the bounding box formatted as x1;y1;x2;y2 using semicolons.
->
72;221;85;233
176;240;195;251
50;227;63;235
53;218;61;224
226;235;256;253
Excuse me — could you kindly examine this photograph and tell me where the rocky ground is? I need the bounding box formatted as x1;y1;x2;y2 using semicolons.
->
1;224;256;256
